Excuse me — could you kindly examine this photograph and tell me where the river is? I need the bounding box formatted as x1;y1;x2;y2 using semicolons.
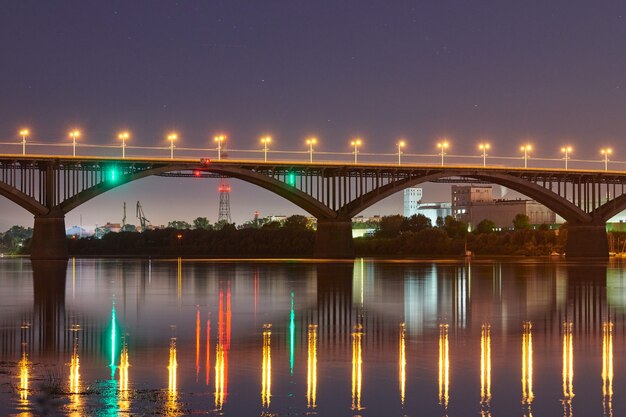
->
0;257;623;416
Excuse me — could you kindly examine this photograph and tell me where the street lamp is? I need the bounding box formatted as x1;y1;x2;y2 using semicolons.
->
118;132;129;158
601;148;612;171
214;135;226;160
261;136;271;162
19;129;29;155
520;144;532;168
561;146;572;170
168;133;178;159
351;138;362;164
478;143;490;167
397;140;405;165
69;130;80;157
306;137;317;163
437;141;449;166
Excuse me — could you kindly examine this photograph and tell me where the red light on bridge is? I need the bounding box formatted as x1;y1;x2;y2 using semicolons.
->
200;158;211;166
194;170;201;177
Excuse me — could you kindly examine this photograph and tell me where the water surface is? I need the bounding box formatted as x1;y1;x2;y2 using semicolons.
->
0;257;624;416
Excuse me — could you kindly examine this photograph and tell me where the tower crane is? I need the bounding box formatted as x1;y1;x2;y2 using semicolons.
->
136;201;150;230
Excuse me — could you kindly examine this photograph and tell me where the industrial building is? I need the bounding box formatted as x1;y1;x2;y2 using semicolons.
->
414;202;453;226
403;187;423;217
451;185;556;229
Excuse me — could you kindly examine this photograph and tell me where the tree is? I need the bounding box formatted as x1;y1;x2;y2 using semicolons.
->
283;215;309;230
167;220;191;230
193;217;211;230
475;219;496;234
401;214;432;232
513;213;531;230
442;216;467;239
213;219;233;230
376;215;404;238
436;216;445;228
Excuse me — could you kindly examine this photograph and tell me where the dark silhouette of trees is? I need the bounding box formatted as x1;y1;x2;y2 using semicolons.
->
192;217;212;230
167;220;191;229
513;213;531;230
68;215;315;257
401;214;432;232
376;215;404;238
475;219;496;234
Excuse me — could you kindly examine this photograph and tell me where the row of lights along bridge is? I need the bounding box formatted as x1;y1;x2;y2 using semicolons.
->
15;129;615;171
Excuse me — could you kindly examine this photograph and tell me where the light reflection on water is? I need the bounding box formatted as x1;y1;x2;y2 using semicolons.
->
0;258;625;416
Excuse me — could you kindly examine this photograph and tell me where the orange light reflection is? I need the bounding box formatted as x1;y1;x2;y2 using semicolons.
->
602;321;613;417
307;324;318;409
262;324;272;408
438;324;449;410
562;322;574;417
399;323;406;406
351;323;364;411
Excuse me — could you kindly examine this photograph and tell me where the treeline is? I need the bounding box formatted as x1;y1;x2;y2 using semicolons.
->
68;216;315;257
0;226;33;254
355;214;566;256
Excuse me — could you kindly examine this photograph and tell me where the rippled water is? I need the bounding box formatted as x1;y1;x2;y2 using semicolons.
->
0;257;625;416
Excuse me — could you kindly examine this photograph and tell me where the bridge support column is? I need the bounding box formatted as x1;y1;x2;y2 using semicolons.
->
314;219;355;259
566;223;608;258
31;212;68;260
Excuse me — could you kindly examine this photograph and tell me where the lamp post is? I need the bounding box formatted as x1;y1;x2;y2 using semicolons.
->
478;143;490;167
69;130;80;157
19;129;29;155
261;136;271;162
168;133;177;159
214;135;226;160
118;132;129;158
561;146;572;170
601;148;612;171
437;141;449;166
351;139;362;164
520;144;532;168
306;137;317;163
397;140;405;165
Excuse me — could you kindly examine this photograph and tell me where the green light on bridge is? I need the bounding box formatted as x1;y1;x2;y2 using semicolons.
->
287;172;296;187
107;167;120;183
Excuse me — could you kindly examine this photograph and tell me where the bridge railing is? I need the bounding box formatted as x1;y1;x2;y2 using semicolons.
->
2;140;626;172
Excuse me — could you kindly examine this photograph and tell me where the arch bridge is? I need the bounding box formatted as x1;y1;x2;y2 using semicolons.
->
1;154;625;259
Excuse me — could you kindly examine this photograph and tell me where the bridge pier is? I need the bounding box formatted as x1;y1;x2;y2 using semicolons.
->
314;219;355;258
565;223;609;258
31;212;68;260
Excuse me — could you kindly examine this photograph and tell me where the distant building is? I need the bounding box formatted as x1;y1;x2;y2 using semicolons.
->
351;215;383;224
451;185;556;229
416;202;452;226
403;188;423;217
101;222;122;233
452;185;493;206
470;200;556;228
268;215;288;223
66;226;90;238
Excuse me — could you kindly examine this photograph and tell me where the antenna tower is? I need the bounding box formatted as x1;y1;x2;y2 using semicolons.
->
218;177;231;223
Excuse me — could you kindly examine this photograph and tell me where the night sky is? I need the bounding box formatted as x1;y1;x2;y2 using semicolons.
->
2;1;626;229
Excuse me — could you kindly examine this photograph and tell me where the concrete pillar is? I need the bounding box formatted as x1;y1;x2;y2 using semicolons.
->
566;223;608;258
31;213;68;260
314;219;355;258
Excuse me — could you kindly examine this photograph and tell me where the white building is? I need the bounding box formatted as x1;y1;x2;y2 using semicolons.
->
416;202;453;226
403;188;423;217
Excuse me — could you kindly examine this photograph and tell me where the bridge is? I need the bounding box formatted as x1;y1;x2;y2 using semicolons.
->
2;154;626;259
